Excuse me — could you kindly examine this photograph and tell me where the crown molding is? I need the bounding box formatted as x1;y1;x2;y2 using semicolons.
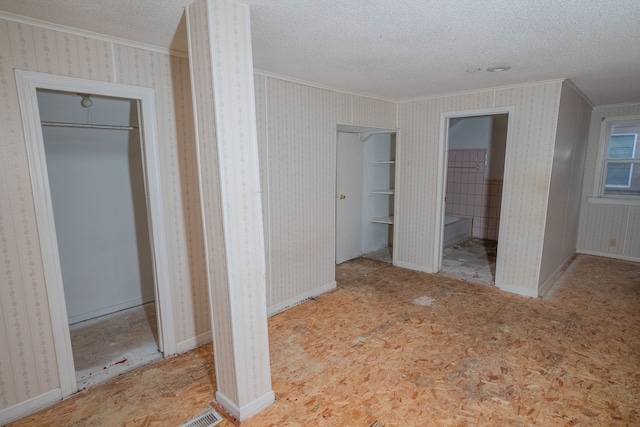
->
0;11;188;58
398;78;567;104
253;69;398;103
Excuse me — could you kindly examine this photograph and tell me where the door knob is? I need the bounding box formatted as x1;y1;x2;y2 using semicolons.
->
339;194;346;199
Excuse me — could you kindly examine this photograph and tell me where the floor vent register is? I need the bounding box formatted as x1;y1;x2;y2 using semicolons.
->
180;408;223;427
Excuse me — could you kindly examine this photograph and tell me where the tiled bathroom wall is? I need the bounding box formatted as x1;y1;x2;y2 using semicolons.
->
445;149;503;240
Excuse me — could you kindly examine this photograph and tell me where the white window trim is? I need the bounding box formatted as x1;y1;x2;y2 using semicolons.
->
593;116;640;202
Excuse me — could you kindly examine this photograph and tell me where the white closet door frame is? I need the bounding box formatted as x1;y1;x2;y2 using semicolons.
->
15;70;176;398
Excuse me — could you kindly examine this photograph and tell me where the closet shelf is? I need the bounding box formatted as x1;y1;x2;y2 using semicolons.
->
370;189;395;195
370;216;394;225
371;161;395;165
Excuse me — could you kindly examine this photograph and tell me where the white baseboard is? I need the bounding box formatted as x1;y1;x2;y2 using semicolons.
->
576;249;640;263
538;256;576;297
0;389;61;425
497;283;538;298
176;331;213;354
393;260;437;273
68;295;155;325
267;281;337;317
216;389;275;421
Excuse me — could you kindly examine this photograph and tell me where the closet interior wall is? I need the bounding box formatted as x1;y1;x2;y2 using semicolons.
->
38;89;154;324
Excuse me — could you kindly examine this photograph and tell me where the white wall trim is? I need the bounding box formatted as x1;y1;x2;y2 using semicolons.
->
0;389;61;426
587;197;640;206
67;296;155;325
538;255;576;297
267;281;337;317
15;70;177;399
254;69;397;103
563;79;594;108
497;284;538;298
176;331;213;354
593;101;640;109
399;79;566;104
393;260;438;274
0;12;188;58
216;390;275;422
436;106;516;279
576;249;640;263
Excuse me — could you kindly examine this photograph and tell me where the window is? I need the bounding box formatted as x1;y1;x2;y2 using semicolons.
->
600;118;640;198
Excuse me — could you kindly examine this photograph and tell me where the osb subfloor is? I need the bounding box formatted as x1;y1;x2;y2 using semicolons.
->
10;255;639;426
70;302;161;389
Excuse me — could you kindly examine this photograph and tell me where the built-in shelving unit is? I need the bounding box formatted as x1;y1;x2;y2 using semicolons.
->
370;216;394;224
335;124;397;264
371;160;395;165
370;189;395;195
362;132;396;255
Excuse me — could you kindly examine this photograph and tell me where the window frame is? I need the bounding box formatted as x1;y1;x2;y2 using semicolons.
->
604;132;636;188
595;116;640;200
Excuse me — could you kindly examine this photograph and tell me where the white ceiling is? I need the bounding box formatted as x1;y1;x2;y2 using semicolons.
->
1;0;638;105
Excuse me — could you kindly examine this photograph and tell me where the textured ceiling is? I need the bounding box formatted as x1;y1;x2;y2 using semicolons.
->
1;0;638;105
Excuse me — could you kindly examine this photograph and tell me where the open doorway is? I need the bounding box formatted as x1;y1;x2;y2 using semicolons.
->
438;111;510;285
16;71;175;398
37;89;161;389
335;124;396;265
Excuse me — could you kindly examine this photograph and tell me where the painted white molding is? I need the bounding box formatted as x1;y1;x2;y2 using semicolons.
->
497;284;539;298
0;389;61;426
0;11;188;58
216;390;276;422
254;69;397;103
67;297;156;325
15;70;177;398
538;255;576;297
393;260;438;274
176;331;214;354
436;106;516;281
576;249;640;263
399;79;566;104
267;281;337;317
587;197;640;206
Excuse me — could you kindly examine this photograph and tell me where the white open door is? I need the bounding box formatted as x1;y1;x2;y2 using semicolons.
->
336;132;364;263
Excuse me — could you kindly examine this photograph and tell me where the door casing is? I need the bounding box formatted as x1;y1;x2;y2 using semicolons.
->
436;106;515;286
15;70;176;398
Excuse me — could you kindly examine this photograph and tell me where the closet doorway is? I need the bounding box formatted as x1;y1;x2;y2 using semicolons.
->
16;71;175;398
437;108;513;286
39;89;162;389
335;124;397;265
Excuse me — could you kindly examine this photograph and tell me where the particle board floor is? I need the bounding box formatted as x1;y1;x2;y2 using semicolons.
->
10;255;639;426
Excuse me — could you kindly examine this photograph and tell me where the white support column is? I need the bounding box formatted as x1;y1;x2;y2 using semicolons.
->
186;0;274;421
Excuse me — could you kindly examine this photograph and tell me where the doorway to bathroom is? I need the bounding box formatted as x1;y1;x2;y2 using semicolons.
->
438;110;511;285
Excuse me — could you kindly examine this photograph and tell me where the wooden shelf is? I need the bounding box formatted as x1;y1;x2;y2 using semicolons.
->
371;161;395;165
370;216;394;225
370;189;395;195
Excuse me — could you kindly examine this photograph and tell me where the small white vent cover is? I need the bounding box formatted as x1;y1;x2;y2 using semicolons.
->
180;408;223;427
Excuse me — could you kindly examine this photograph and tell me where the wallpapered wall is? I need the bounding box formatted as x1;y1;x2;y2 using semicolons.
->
0;17;208;411
254;74;396;313
538;83;592;290
0;15;398;415
577;102;640;261
1;11;605;419
397;82;564;296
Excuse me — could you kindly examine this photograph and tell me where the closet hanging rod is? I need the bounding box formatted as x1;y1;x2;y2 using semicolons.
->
41;121;138;131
